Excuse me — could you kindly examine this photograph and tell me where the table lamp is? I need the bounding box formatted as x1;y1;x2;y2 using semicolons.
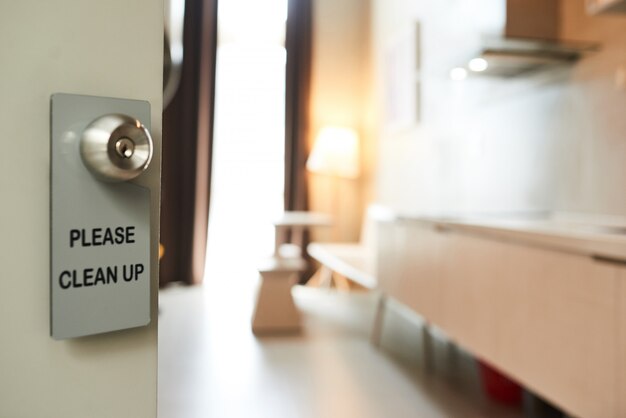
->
306;126;360;179
306;126;360;242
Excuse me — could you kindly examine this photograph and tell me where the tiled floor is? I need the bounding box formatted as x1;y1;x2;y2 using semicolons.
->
158;273;526;418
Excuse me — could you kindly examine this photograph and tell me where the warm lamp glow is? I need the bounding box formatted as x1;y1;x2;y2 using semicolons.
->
306;127;360;179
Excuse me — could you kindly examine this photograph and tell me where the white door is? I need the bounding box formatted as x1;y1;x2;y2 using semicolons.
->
0;1;162;417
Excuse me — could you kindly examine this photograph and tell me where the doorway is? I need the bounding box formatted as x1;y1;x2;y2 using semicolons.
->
204;0;288;287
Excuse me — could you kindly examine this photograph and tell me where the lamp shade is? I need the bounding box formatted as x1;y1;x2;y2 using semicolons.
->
306;127;360;179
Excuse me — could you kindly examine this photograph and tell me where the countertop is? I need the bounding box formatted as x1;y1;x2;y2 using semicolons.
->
384;210;626;262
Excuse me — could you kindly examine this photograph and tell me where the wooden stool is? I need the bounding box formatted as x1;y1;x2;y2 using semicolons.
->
252;257;306;335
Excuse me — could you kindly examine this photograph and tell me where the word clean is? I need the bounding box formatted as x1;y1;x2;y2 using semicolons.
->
59;263;145;289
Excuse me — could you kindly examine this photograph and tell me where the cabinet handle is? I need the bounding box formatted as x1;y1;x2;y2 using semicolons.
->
592;255;626;266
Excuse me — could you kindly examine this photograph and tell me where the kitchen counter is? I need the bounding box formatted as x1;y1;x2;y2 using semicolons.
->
389;212;626;262
375;209;626;417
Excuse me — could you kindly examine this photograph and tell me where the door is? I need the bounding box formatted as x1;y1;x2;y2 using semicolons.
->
0;2;162;417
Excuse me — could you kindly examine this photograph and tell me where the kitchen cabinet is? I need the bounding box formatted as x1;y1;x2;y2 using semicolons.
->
377;218;625;417
377;221;445;323
437;232;618;418
377;220;410;304
586;0;626;14
494;243;618;418
438;234;504;362
400;223;444;323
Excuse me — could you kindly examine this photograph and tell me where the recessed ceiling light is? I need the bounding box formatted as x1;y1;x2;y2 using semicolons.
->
468;58;489;72
450;67;468;81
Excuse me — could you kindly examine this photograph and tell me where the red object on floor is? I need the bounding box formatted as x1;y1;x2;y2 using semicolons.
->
478;360;523;406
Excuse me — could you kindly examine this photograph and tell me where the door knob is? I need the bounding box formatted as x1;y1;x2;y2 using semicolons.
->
80;113;153;182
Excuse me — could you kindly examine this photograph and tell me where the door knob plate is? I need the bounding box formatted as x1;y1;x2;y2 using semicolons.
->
50;93;153;340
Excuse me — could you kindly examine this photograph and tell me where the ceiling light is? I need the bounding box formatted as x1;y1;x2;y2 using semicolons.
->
449;67;468;81
468;58;489;72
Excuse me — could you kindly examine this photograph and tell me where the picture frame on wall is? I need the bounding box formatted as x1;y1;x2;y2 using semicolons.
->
383;21;421;134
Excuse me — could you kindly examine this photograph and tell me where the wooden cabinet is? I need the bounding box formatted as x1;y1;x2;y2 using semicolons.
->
377;222;624;417
586;0;626;14
494;243;618;418
438;234;504;362
377;221;445;323
376;220;410;302
395;222;444;322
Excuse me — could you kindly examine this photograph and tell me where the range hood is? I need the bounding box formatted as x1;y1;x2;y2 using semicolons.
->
467;0;599;77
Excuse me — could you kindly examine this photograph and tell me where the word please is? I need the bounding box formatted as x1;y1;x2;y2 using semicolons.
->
70;226;136;248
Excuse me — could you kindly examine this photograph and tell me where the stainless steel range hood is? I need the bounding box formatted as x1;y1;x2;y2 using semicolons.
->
467;0;599;77
476;36;599;77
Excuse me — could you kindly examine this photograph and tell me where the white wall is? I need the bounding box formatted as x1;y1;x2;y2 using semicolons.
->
372;0;626;217
559;3;626;214
0;1;162;417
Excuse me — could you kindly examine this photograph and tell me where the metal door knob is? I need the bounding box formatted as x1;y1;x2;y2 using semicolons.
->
80;114;153;182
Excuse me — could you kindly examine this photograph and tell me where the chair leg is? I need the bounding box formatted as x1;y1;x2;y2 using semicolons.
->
420;322;433;373
318;265;334;289
370;293;387;347
333;274;351;292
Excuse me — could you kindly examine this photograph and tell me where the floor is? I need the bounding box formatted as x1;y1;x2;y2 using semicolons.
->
158;272;527;418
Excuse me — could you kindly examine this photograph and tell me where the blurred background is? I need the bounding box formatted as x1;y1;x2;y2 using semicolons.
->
158;1;626;417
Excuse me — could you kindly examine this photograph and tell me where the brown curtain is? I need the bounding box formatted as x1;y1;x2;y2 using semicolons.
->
160;0;218;286
285;0;312;213
285;0;314;282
